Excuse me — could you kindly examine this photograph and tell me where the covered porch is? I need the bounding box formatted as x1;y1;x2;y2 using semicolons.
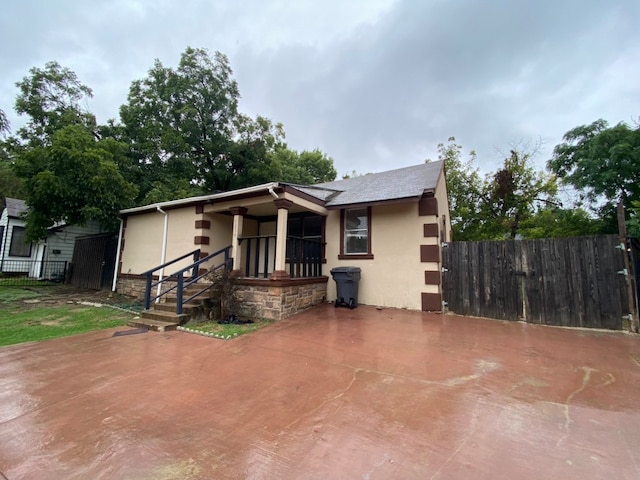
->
201;188;330;320
202;185;329;281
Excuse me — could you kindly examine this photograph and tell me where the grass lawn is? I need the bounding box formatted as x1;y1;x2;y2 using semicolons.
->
0;286;135;347
183;318;274;339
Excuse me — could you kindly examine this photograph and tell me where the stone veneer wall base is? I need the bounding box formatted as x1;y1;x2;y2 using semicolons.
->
116;276;328;321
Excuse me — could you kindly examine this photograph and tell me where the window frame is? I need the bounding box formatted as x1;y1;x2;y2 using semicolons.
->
8;226;32;258
339;207;373;259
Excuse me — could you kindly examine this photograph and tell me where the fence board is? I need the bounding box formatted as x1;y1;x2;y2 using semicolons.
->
443;235;630;330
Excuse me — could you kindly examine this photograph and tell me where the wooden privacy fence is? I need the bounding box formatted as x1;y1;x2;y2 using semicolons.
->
442;235;636;330
70;234;118;290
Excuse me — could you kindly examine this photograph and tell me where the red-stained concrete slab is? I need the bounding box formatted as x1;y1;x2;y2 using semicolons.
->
1;305;639;479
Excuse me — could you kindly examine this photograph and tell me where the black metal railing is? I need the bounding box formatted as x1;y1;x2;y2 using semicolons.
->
240;235;276;279
239;235;324;279
0;260;68;286
142;246;232;314
287;236;324;278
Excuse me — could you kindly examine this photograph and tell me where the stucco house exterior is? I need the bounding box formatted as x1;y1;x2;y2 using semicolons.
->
115;161;451;321
1;197;105;280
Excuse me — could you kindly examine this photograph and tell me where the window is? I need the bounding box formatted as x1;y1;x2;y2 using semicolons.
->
9;226;32;257
339;207;373;259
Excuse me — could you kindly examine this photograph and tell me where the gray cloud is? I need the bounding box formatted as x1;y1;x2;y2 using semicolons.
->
2;0;638;178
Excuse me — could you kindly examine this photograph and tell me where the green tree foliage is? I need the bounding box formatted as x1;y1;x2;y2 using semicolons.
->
519;207;605;239
0;161;25;199
268;147;337;184
119;47;336;200
120;47;256;197
0;108;9;137
14;62;96;145
484;150;557;239
440;138;559;240
548;119;640;232
436;137;484;240
13;125;137;241
7;63;136;240
0;114;25;197
627;200;640;238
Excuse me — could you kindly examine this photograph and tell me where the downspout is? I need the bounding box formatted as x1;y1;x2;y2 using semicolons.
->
156;206;169;302
268;186;279;199
111;218;124;292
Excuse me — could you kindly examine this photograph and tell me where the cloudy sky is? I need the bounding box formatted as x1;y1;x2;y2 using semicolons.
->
1;0;638;177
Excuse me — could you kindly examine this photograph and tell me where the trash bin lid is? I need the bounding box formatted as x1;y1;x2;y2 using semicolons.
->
330;266;362;273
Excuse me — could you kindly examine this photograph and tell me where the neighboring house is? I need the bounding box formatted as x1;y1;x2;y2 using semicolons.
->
116;161;451;319
0;197;106;280
0;198;38;274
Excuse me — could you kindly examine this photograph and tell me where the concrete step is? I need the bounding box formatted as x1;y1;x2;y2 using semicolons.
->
154;302;201;314
163;289;212;302
127;318;179;332
140;309;190;323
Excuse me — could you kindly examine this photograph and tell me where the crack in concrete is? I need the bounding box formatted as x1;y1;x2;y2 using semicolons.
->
280;368;361;433
429;399;480;479
562;366;596;431
362;453;390;480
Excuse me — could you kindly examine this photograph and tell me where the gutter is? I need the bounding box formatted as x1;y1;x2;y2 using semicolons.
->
120;182;281;216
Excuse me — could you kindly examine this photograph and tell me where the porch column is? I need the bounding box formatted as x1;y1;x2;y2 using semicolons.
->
230;207;248;274
270;199;293;281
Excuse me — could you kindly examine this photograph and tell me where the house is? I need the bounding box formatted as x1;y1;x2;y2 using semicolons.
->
0;198;39;275
0;197;106;281
115;161;451;320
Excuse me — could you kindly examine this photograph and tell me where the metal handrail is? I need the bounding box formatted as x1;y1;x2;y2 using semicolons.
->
140;248;201;276
143;246;233;314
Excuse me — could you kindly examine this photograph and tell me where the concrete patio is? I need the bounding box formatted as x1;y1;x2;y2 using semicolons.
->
1;304;639;479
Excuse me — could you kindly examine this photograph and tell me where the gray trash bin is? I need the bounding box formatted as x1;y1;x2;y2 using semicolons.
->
330;266;361;309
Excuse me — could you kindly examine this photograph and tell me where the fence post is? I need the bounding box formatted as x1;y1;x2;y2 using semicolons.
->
618;202;639;332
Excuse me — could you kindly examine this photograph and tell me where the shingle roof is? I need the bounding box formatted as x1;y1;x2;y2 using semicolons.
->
311;161;443;207
4;198;27;218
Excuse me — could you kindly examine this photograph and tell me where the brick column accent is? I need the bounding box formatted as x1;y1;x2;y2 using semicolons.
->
419;194;442;311
270;199;293;280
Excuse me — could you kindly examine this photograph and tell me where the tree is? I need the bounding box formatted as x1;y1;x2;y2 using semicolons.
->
485;149;557;239
13;125;137;241
14;61;95;146
548;119;640;231
627;200;640;238
519;207;605;239
436;137;484;240
120;47;241;196
439;137;559;240
268;146;337;184
118;47;336;199
0;108;9;137
8;62;136;240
